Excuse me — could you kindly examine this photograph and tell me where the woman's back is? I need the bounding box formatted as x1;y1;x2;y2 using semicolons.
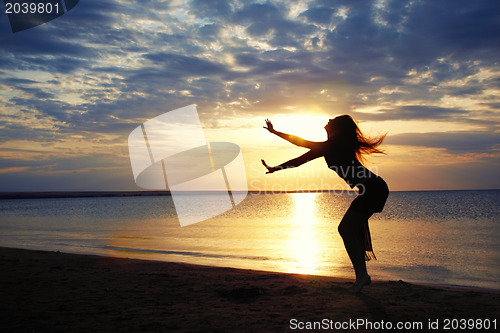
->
322;140;376;189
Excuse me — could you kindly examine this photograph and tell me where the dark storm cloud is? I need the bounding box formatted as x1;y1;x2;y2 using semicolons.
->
0;29;95;58
300;6;336;25
386;131;500;154
0;1;123;79
234;52;298;75
142;52;229;77
0;3;117;61
348;105;498;128
0;121;61;143
446;85;484;97
45;0;123;36
12;86;55;100
382;105;470;120
198;24;223;40
2;77;39;85
481;102;500;110
0;153;134;192
401;1;500;58
306;0;500;93
190;0;233;18
8;97;76;123
228;2;318;48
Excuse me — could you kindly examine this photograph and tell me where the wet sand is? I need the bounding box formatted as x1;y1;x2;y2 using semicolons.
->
0;247;498;332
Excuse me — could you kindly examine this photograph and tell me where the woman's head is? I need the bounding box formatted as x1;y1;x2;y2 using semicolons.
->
325;115;357;139
325;115;386;160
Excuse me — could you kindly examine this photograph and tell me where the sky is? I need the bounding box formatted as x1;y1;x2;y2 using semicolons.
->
0;0;499;192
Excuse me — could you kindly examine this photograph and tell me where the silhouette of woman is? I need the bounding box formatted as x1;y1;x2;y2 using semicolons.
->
262;115;389;293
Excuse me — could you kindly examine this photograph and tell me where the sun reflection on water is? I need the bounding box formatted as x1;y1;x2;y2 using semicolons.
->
287;193;321;274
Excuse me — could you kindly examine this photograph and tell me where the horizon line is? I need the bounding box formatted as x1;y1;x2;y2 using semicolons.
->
0;188;498;200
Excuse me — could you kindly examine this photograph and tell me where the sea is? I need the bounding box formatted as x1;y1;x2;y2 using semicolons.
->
0;190;498;290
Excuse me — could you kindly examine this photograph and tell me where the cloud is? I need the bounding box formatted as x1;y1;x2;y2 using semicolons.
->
142;52;230;77
300;6;336;25
378;105;470;121
0;0;499;190
386;131;500;154
401;1;500;59
190;0;233;18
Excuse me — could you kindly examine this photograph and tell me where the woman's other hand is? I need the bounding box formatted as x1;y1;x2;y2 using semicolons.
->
261;159;276;174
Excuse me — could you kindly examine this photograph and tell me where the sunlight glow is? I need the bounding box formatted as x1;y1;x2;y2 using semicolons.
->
270;114;331;142
287;193;321;274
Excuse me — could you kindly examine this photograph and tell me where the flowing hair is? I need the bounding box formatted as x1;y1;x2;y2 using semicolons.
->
329;115;386;161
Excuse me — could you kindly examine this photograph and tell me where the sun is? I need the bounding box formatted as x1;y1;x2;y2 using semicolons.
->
272;114;331;142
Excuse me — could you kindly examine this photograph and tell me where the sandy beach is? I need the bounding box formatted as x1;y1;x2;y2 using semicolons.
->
0;247;498;332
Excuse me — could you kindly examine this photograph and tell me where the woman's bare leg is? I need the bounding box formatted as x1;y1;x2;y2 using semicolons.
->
338;207;373;292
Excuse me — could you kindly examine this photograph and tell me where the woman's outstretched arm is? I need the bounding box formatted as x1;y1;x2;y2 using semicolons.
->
264;119;322;149
262;148;323;174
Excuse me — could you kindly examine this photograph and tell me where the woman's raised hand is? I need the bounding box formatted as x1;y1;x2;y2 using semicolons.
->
261;159;275;174
263;118;275;133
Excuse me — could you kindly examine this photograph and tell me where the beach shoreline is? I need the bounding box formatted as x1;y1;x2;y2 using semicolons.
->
1;247;498;332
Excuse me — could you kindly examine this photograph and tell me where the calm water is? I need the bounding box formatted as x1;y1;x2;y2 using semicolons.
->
0;191;498;290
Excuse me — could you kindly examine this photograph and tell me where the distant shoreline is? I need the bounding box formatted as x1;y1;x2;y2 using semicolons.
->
0;188;498;199
0;191;173;200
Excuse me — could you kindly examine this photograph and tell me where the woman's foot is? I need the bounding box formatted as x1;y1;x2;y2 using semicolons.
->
348;275;371;293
